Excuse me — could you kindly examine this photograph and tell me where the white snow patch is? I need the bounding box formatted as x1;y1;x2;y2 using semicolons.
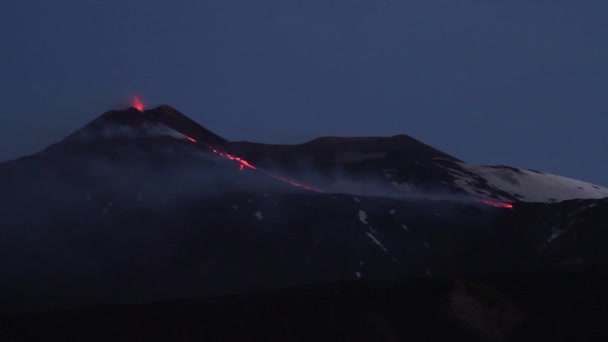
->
366;232;388;252
452;177;495;198
353;197;360;203
451;163;608;202
358;210;368;224
254;211;263;221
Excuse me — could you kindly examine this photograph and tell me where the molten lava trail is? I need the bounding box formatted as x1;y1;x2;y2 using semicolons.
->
478;198;514;209
186;136;324;193
184;135;512;208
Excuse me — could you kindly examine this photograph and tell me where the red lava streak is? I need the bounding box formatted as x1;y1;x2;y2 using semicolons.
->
210;148;257;170
271;174;325;192
185;135;323;192
132;96;144;112
184;135;514;203
479;198;514;209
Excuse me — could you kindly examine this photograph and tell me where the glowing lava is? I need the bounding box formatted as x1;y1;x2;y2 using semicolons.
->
270;174;325;192
183;135;513;203
479;198;514;209
185;135;323;192
210;148;257;170
132;96;144;112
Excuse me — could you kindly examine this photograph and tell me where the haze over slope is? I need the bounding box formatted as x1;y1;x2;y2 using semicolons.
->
5;104;607;203
1;104;608;314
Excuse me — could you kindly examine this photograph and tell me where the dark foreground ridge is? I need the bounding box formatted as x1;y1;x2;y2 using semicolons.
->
2;272;607;341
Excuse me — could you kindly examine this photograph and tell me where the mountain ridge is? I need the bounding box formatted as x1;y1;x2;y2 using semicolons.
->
2;104;607;203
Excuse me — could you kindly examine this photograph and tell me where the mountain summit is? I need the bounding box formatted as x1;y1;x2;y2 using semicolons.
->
61;104;228;147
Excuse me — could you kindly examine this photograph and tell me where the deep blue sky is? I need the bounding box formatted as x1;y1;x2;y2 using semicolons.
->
1;1;607;185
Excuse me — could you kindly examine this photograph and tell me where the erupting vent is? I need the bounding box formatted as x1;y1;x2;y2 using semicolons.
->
132;96;144;112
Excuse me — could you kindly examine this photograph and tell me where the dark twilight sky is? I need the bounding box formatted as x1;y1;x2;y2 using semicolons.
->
1;1;607;185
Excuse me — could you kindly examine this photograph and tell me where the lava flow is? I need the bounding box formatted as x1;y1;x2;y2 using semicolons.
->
185;136;323;192
479;198;514;209
183;135;512;205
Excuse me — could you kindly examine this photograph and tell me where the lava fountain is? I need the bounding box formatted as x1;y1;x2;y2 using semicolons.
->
132;96;145;112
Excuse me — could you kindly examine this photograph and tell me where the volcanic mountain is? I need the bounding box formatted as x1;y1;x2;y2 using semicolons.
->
1;105;608;340
11;104;607;203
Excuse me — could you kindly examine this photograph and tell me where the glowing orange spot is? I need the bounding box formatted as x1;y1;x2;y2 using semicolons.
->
132;96;144;111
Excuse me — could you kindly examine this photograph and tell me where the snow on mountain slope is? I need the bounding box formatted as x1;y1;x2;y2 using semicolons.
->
449;162;608;203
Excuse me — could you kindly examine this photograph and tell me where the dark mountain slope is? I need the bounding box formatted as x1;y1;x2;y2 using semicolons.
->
1;105;608;341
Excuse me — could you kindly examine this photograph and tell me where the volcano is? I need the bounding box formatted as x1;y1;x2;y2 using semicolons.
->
1;105;608;340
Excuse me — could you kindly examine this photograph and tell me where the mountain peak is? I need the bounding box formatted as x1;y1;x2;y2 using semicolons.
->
70;104;228;146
